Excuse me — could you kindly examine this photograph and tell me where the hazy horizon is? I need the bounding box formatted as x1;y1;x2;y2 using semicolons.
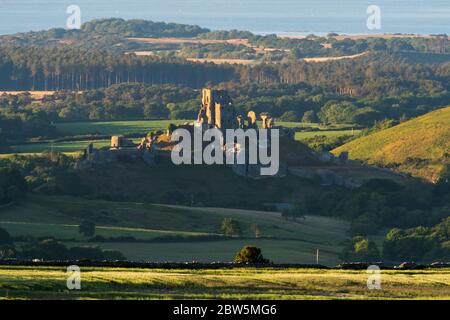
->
0;0;448;36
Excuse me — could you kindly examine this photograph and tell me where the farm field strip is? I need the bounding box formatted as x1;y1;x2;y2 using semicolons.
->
3;120;360;155
1;266;449;300
0;221;216;241
55;119;188;135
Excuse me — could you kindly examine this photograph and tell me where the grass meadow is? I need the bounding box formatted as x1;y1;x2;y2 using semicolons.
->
0;196;349;265
54;120;187;136
0;266;449;300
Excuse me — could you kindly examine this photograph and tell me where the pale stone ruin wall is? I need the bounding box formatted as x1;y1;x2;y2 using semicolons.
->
76;134;157;168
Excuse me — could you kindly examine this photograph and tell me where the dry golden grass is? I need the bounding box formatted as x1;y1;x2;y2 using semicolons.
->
332;106;450;181
0;91;55;99
1;266;449;300
186;58;256;65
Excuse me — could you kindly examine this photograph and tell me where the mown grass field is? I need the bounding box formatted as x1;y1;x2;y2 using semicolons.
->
55;120;188;136
0;196;349;265
54;120;352;137
0;266;449;300
10;140;112;154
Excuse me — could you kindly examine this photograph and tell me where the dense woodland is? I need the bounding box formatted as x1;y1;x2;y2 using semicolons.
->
2;18;448;56
0;18;449;140
0;78;449;144
0;46;449;95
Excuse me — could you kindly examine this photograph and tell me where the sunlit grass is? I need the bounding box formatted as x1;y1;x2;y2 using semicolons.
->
1;266;449;300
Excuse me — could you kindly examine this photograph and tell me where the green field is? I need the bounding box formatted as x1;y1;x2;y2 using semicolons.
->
10;140;111;154
1;266;449;300
55;120;188;136
56;120;350;135
0;196;349;265
3;120;360;155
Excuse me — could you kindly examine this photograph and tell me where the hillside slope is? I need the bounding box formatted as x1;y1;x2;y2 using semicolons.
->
0;195;349;265
332;107;450;182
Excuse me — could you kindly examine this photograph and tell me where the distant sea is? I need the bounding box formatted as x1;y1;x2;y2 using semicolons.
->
0;0;449;36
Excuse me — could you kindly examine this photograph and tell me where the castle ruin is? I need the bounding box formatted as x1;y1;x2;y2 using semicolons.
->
77;88;288;177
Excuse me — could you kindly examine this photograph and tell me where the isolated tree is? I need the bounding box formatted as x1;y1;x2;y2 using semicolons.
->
251;224;262;238
234;246;270;264
302;110;318;123
340;236;380;262
78;221;96;238
220;218;242;237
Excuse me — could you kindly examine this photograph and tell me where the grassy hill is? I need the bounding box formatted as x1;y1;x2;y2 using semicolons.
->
332;107;450;182
0;195;349;265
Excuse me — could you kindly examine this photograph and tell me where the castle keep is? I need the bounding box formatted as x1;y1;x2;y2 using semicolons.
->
197;88;275;131
197;89;237;130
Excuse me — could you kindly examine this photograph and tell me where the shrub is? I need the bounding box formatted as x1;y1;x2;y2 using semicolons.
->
234;246;270;264
301;110;318;123
25;239;70;260
340;236;380;262
279;111;299;122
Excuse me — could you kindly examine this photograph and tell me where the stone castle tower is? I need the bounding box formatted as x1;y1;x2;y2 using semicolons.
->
197;89;237;130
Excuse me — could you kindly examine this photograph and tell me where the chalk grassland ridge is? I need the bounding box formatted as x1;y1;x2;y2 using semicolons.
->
0;195;349;265
332;106;450;181
0;266;449;300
